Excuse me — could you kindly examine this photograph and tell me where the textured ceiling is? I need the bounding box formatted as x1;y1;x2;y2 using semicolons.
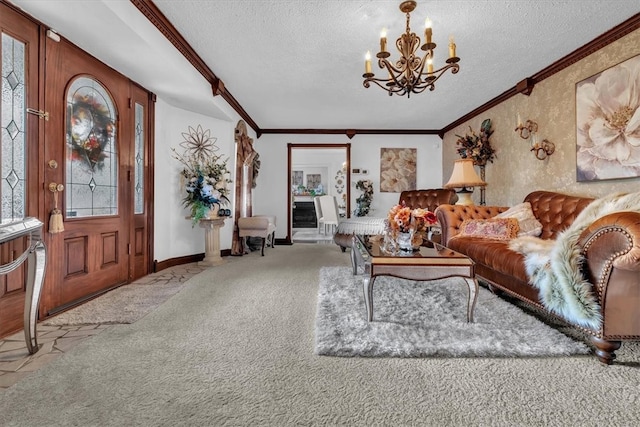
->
9;0;640;131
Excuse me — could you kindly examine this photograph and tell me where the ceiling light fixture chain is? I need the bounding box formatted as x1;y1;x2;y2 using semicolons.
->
362;0;460;97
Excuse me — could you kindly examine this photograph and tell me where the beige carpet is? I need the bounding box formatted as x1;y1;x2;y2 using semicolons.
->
1;244;639;426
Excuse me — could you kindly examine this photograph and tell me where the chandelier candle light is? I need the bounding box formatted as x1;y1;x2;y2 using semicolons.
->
363;1;460;97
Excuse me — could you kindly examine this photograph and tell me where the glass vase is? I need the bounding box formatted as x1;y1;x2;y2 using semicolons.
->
397;231;413;251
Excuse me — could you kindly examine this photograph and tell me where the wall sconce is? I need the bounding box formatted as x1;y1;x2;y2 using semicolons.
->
515;115;555;160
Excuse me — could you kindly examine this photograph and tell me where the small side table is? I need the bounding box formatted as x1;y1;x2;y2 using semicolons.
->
198;217;226;267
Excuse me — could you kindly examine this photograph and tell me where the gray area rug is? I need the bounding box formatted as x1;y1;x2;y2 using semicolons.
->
316;266;590;358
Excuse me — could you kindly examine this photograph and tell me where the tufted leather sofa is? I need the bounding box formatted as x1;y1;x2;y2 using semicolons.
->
436;190;640;364
397;188;459;212
333;188;458;251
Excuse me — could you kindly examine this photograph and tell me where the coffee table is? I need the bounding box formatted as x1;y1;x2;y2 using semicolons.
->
351;234;478;323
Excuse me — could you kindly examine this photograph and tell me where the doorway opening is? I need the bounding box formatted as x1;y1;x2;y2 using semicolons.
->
287;143;351;243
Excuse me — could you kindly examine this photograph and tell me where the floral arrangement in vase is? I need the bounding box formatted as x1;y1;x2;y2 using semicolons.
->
455;118;496;166
385;203;437;251
354;179;374;217
173;125;232;225
175;153;231;224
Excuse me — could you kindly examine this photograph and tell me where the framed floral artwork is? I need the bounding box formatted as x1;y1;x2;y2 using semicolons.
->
380;148;416;192
576;53;640;182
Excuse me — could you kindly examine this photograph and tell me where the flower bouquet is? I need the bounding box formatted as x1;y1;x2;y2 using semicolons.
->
385;203;437;251
455;118;496;166
174;150;232;225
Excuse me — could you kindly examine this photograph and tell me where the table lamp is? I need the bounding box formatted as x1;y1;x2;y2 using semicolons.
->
444;159;486;205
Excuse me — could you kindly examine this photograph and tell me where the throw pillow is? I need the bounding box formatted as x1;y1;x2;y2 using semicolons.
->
496;202;543;237
456;217;520;240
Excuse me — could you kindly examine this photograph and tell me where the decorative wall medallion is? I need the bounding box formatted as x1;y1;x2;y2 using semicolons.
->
180;124;218;161
335;169;345;194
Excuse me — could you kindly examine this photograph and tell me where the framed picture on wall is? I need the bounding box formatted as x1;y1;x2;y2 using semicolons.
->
292;170;303;186
576;53;640;182
306;174;321;189
380;147;417;192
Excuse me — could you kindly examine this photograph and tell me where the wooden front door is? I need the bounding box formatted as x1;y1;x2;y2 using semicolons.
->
0;3;40;337
40;36;146;315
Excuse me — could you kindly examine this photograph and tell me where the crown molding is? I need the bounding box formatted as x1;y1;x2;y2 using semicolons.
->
441;13;640;135
259;128;440;139
130;0;259;133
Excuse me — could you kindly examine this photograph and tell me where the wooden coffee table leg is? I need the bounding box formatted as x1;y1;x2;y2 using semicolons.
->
463;278;479;323
363;275;376;321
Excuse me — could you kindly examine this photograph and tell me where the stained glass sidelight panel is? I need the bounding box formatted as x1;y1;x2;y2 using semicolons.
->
134;102;144;214
65;76;118;217
1;33;26;224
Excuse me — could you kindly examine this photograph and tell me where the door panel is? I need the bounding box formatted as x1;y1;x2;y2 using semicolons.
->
41;37;130;314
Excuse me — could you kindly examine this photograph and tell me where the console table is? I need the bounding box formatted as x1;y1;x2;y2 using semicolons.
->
0;217;46;354
198;217;226;267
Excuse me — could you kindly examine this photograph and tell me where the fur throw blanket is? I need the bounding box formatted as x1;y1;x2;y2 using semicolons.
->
509;191;640;330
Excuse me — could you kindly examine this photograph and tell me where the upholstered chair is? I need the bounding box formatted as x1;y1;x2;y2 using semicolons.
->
313;196;324;234
237;215;276;256
318;195;340;235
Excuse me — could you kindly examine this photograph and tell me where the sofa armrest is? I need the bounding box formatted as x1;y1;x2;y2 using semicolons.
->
579;211;640;337
435;204;509;245
580;211;640;272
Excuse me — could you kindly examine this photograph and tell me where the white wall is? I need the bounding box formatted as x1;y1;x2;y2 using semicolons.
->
153;98;255;262
253;133;443;239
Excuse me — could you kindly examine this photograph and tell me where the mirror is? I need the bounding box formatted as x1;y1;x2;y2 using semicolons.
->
287;143;351;243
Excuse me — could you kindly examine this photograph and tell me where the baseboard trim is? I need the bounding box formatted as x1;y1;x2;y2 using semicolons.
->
275;238;292;245
154;253;204;272
153;250;232;272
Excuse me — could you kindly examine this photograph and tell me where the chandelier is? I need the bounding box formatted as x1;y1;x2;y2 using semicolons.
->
362;1;460;97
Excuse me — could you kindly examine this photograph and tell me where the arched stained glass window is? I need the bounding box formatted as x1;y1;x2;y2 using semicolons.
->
65;76;117;217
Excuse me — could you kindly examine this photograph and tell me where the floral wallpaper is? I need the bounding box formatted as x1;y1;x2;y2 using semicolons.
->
442;27;640;207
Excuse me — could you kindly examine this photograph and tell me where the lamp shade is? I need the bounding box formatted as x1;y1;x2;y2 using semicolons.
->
444;159;486;189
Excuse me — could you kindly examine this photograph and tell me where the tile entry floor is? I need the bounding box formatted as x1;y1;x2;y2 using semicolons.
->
0;263;204;390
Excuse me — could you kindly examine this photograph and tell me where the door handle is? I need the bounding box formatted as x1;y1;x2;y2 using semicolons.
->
48;183;64;193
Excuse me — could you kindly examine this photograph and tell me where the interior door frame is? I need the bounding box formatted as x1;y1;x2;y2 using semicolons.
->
286;143;351;243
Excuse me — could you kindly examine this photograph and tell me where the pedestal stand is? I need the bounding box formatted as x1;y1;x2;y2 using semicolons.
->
198;217;226;267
